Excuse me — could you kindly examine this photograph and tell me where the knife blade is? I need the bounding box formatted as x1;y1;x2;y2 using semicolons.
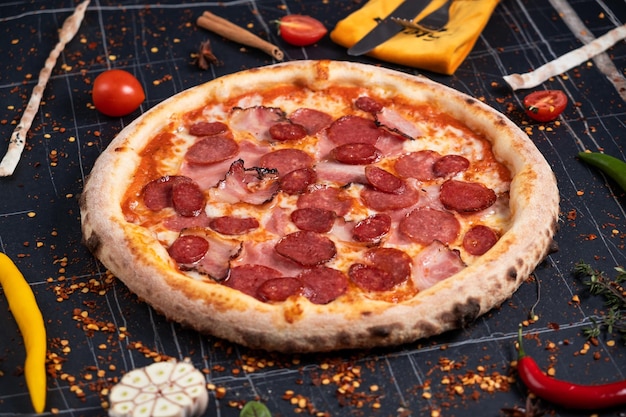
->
347;0;433;56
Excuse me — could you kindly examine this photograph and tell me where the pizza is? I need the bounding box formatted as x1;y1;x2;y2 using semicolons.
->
80;60;559;353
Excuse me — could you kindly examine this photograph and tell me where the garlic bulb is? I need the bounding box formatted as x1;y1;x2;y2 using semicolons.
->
109;360;208;417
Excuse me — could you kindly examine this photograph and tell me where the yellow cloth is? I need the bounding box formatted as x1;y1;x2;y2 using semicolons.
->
330;0;500;75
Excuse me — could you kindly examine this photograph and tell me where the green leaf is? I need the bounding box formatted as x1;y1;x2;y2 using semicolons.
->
240;401;272;417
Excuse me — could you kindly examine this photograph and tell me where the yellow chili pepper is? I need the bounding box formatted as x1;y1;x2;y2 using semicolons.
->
0;252;47;413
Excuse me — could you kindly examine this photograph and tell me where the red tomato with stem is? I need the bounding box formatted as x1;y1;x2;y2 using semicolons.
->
92;69;145;117
276;15;327;46
523;90;567;122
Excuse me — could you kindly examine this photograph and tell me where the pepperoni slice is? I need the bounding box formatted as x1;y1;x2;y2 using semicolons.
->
354;96;383;113
399;207;460;245
440;180;497;213
364;165;405;194
366;247;412;285
327;115;381;146
352;214;391;243
433;155;470;178
185;135;239;165
349;248;411;291
168;235;209;265
289;108;333;135
361;185;419;211
259;149;313;177
298;266;348;304
269;122;308;141
171;181;205;217
257;277;305;302
463;225;499;256
188;121;228;136
280;167;317;195
349;264;392;292
225;265;283;298
142;175;192;211
275;231;336;266
209;216;259;235
290;208;336;233
297;187;353;216
331;143;381;165
395;150;441;181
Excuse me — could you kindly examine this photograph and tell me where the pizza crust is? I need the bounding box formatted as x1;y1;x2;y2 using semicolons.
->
80;60;559;352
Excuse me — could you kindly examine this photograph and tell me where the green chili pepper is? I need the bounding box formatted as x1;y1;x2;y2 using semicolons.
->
578;151;626;192
0;253;47;413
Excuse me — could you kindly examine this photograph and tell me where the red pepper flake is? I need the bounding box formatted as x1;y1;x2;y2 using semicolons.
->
566;209;577;221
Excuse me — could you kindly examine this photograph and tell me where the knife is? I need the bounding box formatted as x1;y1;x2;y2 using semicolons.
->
347;0;433;56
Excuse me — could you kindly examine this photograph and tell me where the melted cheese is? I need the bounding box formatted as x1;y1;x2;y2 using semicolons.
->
122;84;512;298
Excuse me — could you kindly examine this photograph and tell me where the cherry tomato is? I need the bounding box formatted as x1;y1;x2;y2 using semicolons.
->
276;15;327;47
523;90;567;122
92;69;145;117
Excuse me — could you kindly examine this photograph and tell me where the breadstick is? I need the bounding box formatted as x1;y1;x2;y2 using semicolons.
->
197;11;284;61
0;0;90;177
503;23;626;91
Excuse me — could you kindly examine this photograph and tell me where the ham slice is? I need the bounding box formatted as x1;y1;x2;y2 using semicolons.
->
175;228;242;281
229;106;285;141
376;108;421;139
314;160;366;186
232;240;305;277
411;241;465;290
163;211;211;232
180;140;270;190
209;160;279;205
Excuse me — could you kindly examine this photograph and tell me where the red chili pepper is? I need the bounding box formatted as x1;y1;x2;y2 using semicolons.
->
516;326;626;410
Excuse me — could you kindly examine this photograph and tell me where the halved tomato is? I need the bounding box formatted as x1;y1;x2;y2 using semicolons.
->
523;90;567;122
276;15;327;47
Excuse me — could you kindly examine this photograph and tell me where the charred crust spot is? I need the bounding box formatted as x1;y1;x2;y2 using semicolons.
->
455;297;480;327
84;231;102;255
548;239;559;254
441;297;480;328
507;267;517;281
464;97;476;106
336;330;353;347
412;320;438;336
367;323;402;338
77;191;86;209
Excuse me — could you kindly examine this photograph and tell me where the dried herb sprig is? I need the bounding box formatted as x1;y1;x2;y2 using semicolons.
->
574;261;626;342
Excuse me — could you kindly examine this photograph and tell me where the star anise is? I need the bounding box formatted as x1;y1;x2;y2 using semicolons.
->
194;39;220;70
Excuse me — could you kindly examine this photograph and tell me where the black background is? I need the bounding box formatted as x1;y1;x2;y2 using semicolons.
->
1;1;625;416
